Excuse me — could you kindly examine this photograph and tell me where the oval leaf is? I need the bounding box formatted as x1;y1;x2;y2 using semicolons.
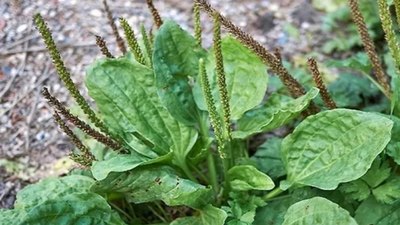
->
228;165;275;191
234;87;319;139
153;20;206;125
282;197;357;225
20;193;126;225
86;58;198;169
194;36;268;120
280;109;393;190
14;175;94;209
91;166;212;209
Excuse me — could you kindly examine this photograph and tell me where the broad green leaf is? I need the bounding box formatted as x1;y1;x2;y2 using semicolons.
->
327;73;380;108
280;109;393;190
372;177;400;204
14;175;94;209
355;196;400;225
91;152;172;181
233;88;319;139
193;36;268;120
170;205;227;225
0;209;22;225
282;197;357;225
91;166;212;209
19;193;126;225
153;20;206;125
86;58;198;170
251;137;285;179
254;187;318;225
386;115;400;165
338;180;371;201
361;157;391;188
228;165;274;191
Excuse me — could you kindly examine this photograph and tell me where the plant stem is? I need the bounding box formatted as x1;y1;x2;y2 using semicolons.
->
110;202;134;222
190;163;209;183
362;71;390;99
263;187;284;201
207;152;219;193
147;205;167;223
180;160;197;182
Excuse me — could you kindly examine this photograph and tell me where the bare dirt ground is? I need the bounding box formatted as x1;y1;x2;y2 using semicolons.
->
0;0;325;208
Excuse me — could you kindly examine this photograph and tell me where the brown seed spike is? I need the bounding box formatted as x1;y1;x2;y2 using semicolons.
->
273;47;282;64
52;111;94;167
348;0;391;98
95;35;114;58
146;0;163;28
42;87;122;151
195;0;305;99
103;0;126;54
307;58;337;109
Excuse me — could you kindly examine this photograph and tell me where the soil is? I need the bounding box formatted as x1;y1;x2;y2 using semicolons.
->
0;0;326;209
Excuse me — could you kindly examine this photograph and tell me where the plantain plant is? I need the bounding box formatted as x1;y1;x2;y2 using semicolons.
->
2;0;400;224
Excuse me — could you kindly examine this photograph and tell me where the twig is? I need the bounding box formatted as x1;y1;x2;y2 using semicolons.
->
25;88;41;152
0;42;97;56
1;33;40;51
0;59;53;117
0;21;31;100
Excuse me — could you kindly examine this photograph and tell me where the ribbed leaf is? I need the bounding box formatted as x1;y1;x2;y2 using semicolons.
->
355;197;400;225
228;165;275;191
282;197;357;225
91;166;212;209
86;58;198;170
0;209;22;225
19;193;126;225
153;20;206;125
14;175;94;209
91;152;171;180
233;88;319;139
170;205;227;225
280;109;393;190
251;137;286;179
194;36;268;120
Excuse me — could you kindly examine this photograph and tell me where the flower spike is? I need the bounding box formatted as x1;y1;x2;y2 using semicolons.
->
120;18;147;65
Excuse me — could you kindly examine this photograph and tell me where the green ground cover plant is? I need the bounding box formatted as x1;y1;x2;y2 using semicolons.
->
2;0;400;224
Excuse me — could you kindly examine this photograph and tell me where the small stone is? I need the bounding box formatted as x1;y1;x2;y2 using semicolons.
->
16;24;27;33
90;9;102;17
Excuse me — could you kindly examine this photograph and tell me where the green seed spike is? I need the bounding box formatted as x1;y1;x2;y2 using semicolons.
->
33;14;109;135
120;18;147;66
394;0;400;29
140;23;153;67
378;0;400;68
194;2;202;47
199;58;225;157
213;13;231;140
